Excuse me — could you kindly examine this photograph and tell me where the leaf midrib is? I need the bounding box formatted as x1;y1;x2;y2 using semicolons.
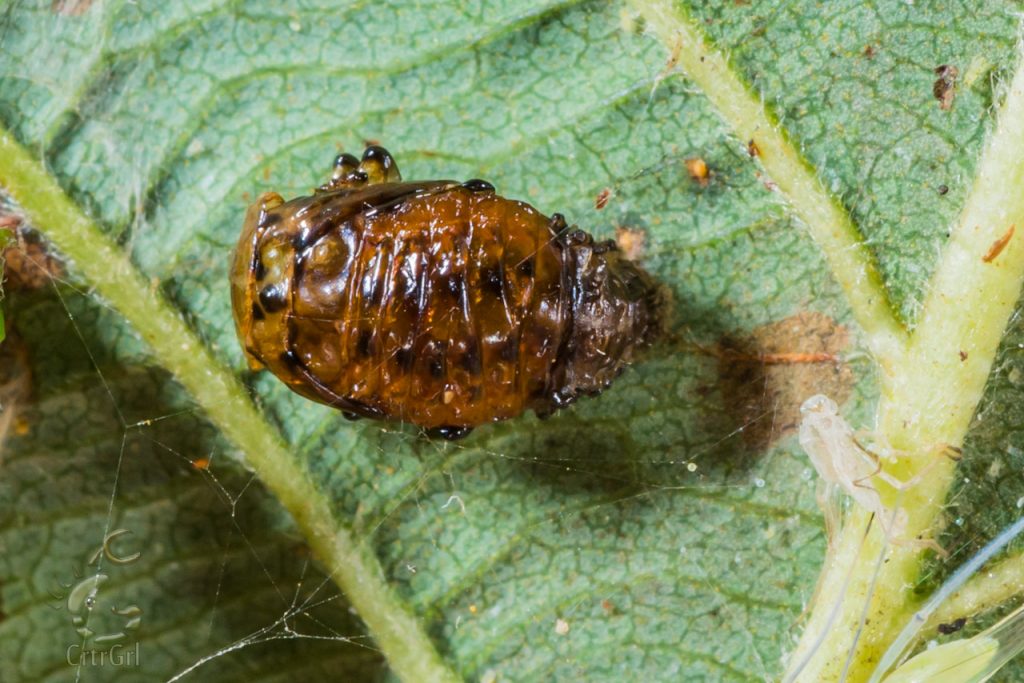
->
0;124;459;683
626;2;1024;680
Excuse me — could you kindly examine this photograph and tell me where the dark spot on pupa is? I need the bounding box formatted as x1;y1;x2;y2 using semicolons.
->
258;212;282;229
461;344;482;375
251;303;265;321
516;259;534;277
253;253;267;281
259;284;287;313
482;268;504;297
528;379;548;400
356;330;374;358
462;179;495;193
499;338;519;362
280;350;301;370
427;342;447;378
394;346;415;372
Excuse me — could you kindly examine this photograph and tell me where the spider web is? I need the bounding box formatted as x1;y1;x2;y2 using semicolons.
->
0;224;382;681
6;2;1024;681
6;179;1024;683
0;192;842;682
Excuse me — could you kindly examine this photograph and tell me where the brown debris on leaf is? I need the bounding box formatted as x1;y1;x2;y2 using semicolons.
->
595;188;613;210
933;64;959;111
937;617;967;635
614;226;646;261
982;225;1014;263
0;331;34;454
715;311;854;450
685;157;710;187
51;0;95;15
2;217;64;290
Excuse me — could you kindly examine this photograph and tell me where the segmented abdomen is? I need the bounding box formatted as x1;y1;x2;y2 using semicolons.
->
286;186;567;428
235;183;661;432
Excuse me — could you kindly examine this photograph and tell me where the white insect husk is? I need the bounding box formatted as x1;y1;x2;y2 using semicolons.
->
796;396;1024;683
798;394;908;541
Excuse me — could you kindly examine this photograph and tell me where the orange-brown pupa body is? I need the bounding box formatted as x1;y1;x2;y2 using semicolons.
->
230;147;662;438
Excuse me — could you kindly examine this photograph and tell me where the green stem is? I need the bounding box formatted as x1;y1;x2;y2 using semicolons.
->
785;46;1024;683
627;0;907;371
0;127;460;683
927;550;1024;630
626;2;1024;680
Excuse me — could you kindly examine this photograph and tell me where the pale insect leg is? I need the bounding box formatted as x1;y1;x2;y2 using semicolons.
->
852;437;961;493
847;438;957;554
798;394;943;552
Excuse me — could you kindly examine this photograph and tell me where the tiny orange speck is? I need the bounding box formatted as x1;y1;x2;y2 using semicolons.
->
685;157;709;187
983;225;1014;263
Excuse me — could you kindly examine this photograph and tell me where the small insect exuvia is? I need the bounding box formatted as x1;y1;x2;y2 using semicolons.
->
798;394;960;553
230;146;664;439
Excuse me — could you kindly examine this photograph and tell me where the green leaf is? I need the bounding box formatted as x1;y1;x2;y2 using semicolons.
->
3;2;1024;682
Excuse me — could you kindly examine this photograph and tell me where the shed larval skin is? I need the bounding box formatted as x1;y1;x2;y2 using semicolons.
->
230;146;663;439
